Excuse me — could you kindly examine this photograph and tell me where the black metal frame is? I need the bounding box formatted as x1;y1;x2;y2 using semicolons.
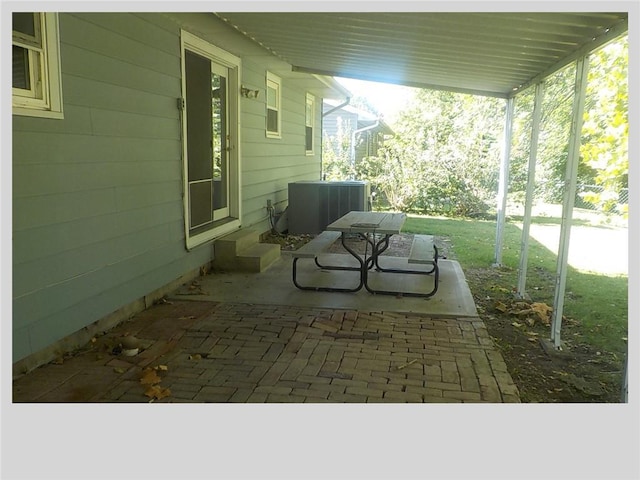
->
360;232;439;298
291;235;363;292
292;231;439;298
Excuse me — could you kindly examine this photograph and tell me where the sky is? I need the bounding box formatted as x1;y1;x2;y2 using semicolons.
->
336;77;416;122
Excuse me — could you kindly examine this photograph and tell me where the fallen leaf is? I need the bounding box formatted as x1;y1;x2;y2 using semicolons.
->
511;321;523;328
495;301;508;313
188;354;202;361
527;337;538;342
525;317;536;327
531;302;553;324
490;285;510;293
140;368;162;385
114;367;126;374
154;365;169;371
144;385;172;400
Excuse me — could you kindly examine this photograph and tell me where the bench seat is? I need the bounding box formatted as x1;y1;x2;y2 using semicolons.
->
290;230;342;258
291;230;363;292
408;234;438;265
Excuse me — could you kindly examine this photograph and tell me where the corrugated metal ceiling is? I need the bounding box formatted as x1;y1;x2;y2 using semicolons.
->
216;12;628;98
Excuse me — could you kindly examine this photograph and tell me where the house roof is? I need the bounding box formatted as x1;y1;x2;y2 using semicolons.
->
323;99;394;135
216;11;628;99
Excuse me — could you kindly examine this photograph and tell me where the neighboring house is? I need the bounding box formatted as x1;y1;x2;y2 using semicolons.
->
322;99;394;170
11;12;350;369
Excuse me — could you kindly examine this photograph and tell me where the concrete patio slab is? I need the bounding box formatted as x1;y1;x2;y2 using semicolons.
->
172;253;478;317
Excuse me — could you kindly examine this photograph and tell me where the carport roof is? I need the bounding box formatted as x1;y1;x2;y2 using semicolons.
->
216;11;628;98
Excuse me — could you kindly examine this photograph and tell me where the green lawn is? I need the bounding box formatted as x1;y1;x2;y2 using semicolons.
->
403;214;628;356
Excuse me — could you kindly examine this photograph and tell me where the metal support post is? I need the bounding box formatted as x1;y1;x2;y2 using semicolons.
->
517;82;545;298
550;55;590;348
494;97;515;266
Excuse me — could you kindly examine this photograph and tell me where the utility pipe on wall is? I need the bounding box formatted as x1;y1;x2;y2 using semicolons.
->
322;97;351;117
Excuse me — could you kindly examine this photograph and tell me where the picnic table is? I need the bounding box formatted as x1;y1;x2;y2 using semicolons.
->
291;211;439;297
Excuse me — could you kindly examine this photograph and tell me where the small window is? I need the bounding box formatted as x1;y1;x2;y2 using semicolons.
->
266;72;281;138
305;93;315;154
12;12;63;119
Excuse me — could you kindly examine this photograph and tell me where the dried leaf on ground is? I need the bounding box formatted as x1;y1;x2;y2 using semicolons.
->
531;302;553;324
140;368;162;385
154;365;168;371
144;385;171;400
490;285;511;293
511;321;524;328
495;301;508;313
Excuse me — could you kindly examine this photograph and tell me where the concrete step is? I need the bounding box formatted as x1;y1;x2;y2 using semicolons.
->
236;243;281;272
214;229;259;261
213;229;281;272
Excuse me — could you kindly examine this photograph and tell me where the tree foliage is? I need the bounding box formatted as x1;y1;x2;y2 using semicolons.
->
322;35;628;217
580;36;628;214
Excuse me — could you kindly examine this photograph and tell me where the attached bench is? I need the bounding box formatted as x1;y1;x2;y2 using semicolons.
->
408;234;438;274
291;231;363;292
290;230;341;260
367;234;439;298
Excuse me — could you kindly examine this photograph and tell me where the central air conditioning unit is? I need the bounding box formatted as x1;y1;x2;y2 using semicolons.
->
287;180;371;234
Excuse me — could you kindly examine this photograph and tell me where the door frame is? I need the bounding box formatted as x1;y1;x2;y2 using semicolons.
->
180;30;242;250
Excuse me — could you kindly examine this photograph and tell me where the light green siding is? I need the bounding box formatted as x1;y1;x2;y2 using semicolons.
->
12;13;209;362
12;12;332;363
240;59;323;231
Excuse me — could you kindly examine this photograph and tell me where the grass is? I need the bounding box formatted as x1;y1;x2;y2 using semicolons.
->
403;214;628;356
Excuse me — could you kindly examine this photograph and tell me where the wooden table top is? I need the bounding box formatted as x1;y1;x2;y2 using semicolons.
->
326;211;407;235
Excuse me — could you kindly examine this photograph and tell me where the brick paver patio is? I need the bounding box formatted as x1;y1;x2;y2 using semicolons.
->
13;300;520;403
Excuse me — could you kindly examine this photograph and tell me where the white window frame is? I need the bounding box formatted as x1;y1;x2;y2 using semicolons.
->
12;12;64;119
266;71;281;138
305;93;315;155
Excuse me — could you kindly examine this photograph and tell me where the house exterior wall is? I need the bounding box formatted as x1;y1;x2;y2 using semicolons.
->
240;58;324;223
12;12;325;364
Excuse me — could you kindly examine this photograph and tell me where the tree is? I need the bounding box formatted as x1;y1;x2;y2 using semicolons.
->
508;34;628;213
580;35;628;214
324;35;627;217
354;89;504;215
322;117;354;180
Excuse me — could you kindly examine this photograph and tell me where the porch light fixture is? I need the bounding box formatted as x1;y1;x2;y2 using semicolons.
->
240;85;259;98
